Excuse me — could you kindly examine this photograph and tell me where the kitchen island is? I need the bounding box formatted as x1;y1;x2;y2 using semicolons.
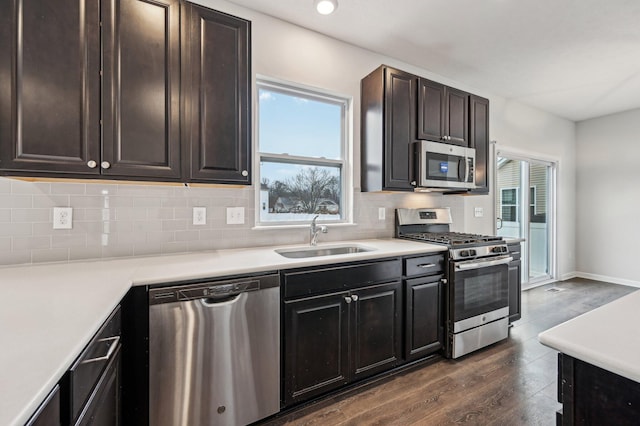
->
0;238;445;426
538;289;640;424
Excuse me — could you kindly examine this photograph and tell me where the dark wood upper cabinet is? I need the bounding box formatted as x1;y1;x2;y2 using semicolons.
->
469;95;490;194
2;0;250;184
182;2;251;184
101;0;181;179
418;78;469;147
0;0;101;175
361;65;416;192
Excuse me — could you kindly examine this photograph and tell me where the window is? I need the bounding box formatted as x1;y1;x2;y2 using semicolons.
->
501;188;518;222
500;187;536;222
256;79;350;225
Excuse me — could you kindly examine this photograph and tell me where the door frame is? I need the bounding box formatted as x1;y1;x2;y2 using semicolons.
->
494;147;558;288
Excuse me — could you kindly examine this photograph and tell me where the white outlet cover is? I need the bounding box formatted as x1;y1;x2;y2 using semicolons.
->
226;207;245;225
474;207;484;218
378;207;386;220
193;207;207;225
53;207;73;229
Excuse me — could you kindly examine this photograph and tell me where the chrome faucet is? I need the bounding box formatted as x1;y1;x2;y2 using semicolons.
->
310;215;328;246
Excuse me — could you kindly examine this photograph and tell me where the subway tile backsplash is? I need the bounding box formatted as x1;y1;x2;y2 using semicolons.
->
0;177;446;267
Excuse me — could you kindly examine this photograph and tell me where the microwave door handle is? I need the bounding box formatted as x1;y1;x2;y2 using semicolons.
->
458;158;465;181
465;157;471;183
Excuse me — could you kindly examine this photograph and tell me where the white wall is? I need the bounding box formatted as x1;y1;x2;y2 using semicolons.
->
0;0;578;269
576;108;640;286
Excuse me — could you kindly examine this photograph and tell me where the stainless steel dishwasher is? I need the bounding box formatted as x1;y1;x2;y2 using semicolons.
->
148;273;280;426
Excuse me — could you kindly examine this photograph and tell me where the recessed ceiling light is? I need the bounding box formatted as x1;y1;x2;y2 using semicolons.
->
315;0;338;15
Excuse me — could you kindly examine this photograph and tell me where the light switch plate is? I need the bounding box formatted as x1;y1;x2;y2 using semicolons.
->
193;207;207;225
378;207;386;220
474;207;484;218
53;207;73;229
226;207;245;225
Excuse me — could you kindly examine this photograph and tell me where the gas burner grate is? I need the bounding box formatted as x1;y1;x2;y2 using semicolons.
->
401;232;503;246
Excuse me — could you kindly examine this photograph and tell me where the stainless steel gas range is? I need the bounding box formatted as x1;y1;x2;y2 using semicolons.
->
396;207;512;359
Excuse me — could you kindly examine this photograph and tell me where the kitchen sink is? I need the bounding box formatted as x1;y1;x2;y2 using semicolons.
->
275;244;375;259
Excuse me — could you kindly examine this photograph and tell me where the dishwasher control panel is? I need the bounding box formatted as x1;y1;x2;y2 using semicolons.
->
149;273;279;305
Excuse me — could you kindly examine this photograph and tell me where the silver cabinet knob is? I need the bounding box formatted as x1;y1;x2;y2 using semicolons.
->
87;160;97;168
344;296;352;304
351;295;359;302
241;170;248;177
101;161;111;169
441;136;447;141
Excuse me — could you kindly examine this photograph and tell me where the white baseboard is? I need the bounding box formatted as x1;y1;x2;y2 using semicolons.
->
559;271;578;281
574;272;640;288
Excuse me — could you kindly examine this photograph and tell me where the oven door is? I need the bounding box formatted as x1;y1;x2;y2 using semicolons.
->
450;255;511;332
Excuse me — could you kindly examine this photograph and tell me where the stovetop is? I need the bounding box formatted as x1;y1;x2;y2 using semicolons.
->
399;231;503;246
395;208;507;259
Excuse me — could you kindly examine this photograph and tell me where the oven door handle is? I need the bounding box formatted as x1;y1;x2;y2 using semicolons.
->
455;255;513;271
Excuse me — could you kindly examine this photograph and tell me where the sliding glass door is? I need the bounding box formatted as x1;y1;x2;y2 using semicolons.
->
496;153;556;286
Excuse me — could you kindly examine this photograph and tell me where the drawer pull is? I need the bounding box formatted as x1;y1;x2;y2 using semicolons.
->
511;251;521;255
417;263;436;268
80;336;120;364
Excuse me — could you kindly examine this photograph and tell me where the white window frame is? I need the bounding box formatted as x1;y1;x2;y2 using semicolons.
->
254;76;353;228
500;187;519;223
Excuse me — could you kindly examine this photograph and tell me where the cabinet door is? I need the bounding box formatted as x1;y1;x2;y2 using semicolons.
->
444;87;469;147
0;0;100;175
469;95;490;194
283;293;349;406
508;260;522;323
351;281;402;381
405;276;443;361
101;0;181;179
383;67;416;190
183;3;251;184
417;78;445;142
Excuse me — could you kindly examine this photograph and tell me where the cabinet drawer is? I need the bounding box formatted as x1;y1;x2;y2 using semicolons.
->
283;258;402;299
67;306;121;423
404;254;445;277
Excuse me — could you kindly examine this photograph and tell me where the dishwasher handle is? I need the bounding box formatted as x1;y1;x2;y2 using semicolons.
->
149;273;280;305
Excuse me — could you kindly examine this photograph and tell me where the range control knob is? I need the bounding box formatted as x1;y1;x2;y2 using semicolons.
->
460;250;470;257
469;249;477;257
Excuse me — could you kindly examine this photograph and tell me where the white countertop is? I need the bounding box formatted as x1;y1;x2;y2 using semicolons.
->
0;238;444;426
538;289;640;383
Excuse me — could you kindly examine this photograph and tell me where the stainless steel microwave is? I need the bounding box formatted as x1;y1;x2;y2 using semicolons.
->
413;140;476;190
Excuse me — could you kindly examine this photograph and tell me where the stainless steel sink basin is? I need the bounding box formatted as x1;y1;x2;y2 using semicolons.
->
275;245;375;259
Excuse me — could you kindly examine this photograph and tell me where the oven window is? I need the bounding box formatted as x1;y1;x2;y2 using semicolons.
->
453;265;508;322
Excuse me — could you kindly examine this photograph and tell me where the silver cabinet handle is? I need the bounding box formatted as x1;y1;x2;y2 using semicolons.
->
417;263;436;269
455;256;513;271
87;160;97;168
80;336;120;364
101;161;111;169
241;170;248;177
344;296;352;304
351;295;359;302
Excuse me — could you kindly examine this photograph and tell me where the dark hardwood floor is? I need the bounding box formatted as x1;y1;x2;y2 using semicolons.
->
266;278;637;426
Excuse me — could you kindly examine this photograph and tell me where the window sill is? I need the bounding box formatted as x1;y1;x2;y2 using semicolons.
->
252;222;357;231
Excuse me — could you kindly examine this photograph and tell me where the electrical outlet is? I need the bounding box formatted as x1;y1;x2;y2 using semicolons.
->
226;207;245;225
53;207;73;229
378;207;386;220
193;207;207;225
474;207;484;218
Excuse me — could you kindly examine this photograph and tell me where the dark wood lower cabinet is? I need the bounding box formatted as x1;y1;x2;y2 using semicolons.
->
283;281;402;406
404;276;443;361
352;282;402;380
283;292;350;406
507;242;522;323
558;353;640;425
75;345;121;426
26;386;61;426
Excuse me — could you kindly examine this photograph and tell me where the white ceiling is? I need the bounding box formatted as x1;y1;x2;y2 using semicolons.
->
228;0;640;122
